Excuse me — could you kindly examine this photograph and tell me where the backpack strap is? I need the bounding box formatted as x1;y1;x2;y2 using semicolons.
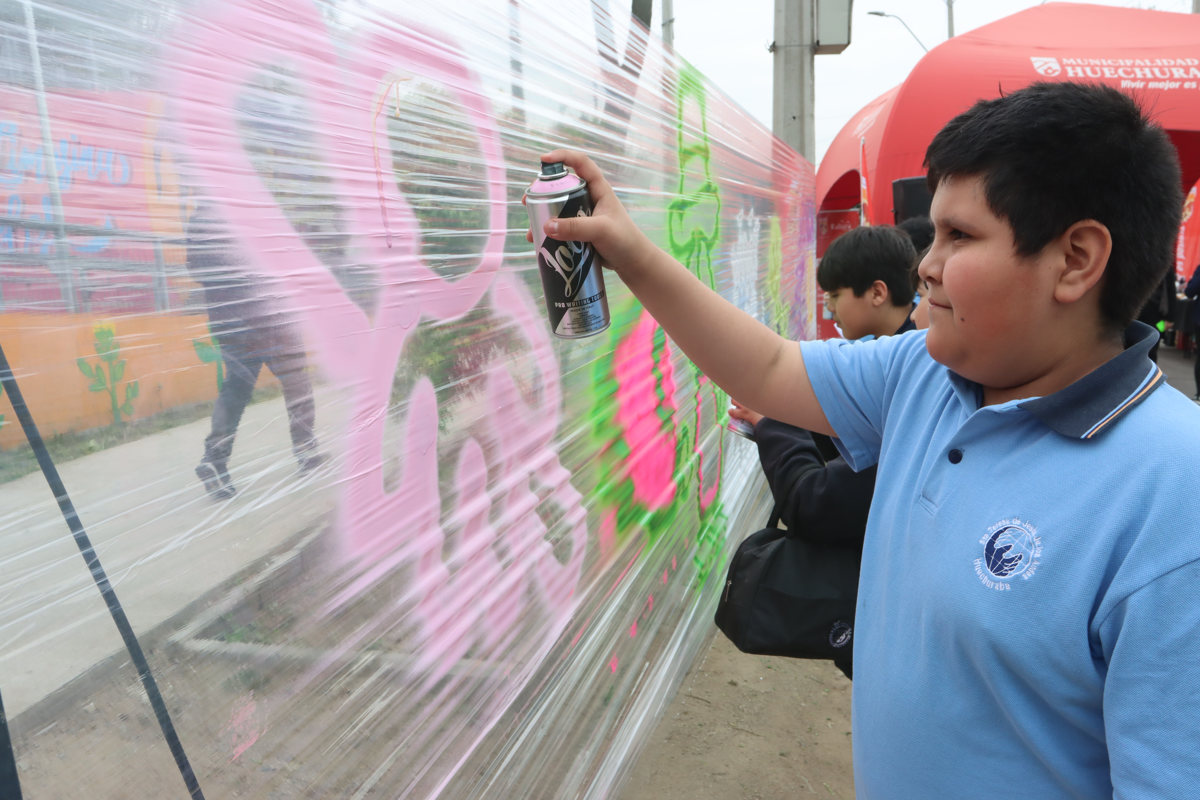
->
768;505;781;529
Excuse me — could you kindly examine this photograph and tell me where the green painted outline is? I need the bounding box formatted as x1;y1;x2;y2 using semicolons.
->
77;324;140;426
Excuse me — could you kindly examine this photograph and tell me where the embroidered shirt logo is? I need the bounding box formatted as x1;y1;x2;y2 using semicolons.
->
828;620;853;649
974;519;1042;591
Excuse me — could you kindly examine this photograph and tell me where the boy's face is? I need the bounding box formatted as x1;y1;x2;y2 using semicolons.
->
919;175;1061;388
823;286;879;340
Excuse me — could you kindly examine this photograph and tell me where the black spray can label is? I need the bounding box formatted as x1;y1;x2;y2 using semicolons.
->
526;161;610;339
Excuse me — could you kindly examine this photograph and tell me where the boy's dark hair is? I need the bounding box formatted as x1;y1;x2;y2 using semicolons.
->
897;215;934;254
924;81;1182;331
817;225;918;307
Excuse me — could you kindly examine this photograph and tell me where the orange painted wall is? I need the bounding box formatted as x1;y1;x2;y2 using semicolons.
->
0;313;241;449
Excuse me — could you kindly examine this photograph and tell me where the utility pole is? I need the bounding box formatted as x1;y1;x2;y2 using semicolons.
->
772;0;814;162
946;0;954;37
662;0;674;49
20;0;75;311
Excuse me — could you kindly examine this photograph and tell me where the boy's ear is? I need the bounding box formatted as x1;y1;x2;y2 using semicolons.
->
1053;219;1112;305
868;279;890;307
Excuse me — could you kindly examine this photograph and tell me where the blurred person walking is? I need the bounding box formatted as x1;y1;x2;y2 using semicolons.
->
187;209;328;500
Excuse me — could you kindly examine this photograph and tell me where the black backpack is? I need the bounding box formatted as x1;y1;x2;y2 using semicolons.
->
714;509;860;680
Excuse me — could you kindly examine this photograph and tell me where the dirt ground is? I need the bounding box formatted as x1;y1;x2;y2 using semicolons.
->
618;632;854;800
11;628;853;800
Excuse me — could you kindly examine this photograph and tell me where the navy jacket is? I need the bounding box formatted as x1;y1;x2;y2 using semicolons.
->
751;317;916;541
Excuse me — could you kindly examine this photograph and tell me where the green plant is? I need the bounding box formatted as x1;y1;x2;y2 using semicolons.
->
76;323;140;425
193;325;225;390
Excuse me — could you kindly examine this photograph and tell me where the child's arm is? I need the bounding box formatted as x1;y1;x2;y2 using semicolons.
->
540;150;834;436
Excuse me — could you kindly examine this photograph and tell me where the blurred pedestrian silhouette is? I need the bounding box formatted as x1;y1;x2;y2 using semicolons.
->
187;208;328;500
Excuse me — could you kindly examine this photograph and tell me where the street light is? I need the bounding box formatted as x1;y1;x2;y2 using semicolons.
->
867;11;928;53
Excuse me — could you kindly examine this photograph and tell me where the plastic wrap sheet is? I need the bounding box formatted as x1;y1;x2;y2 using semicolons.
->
0;0;816;796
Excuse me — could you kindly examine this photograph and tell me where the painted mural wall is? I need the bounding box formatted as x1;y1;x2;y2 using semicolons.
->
0;0;816;796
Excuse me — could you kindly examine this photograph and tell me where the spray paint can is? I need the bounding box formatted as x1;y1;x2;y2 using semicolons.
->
727;416;756;441
525;161;610;338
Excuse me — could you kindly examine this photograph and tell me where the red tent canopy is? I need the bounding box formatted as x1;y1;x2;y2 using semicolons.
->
817;2;1200;225
816;85;899;215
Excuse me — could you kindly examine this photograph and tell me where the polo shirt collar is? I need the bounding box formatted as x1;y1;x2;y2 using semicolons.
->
943;322;1164;439
1018;321;1164;439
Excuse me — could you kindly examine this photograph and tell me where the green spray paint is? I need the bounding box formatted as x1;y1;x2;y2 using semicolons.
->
667;64;729;584
584;62;729;587
193;324;225;390
668;66;721;291
77;324;140;425
766;217;787;334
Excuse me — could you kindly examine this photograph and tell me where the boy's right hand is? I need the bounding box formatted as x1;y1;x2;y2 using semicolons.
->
523;152;832;438
525;150;658;280
729;400;764;427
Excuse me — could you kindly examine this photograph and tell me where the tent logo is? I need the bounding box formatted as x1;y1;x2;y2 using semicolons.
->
1031;57;1062;77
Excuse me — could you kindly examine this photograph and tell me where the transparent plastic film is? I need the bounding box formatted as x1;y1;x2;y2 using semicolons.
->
0;0;816;798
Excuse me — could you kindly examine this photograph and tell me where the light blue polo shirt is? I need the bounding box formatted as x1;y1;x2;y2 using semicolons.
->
800;323;1200;799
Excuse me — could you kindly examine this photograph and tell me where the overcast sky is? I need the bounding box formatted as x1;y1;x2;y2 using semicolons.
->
669;0;1195;167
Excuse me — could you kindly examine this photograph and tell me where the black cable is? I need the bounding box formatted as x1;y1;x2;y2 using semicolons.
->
0;343;204;799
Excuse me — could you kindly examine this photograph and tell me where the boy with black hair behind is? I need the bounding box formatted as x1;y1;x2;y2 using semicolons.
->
728;224;919;681
815;224;917;342
730;223;917;536
534;82;1200;797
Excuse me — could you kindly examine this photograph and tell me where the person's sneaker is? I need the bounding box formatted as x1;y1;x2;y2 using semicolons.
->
196;461;236;500
298;452;331;474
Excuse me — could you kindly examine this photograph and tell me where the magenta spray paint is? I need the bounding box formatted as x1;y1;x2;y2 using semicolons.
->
525;161;610;338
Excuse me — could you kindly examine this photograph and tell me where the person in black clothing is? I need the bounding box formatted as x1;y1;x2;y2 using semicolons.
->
814;225;917;344
188;210;328;500
732;226;919;531
1185;263;1200;400
732;330;917;536
729;226;919;680
1136;270;1178;363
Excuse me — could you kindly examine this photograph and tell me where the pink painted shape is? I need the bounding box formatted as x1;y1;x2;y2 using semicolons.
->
223;694;265;762
613;311;678;510
166;0;584;688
